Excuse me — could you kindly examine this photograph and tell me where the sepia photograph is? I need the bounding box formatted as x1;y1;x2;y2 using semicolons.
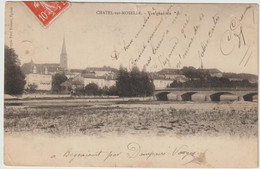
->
3;1;258;168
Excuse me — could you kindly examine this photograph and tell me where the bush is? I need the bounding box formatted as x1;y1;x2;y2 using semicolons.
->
85;83;99;95
107;86;118;96
74;86;85;96
99;86;118;96
26;83;38;93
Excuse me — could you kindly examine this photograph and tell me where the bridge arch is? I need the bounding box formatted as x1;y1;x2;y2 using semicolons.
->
155;92;171;101
181;92;198;101
210;92;234;101
243;92;258;101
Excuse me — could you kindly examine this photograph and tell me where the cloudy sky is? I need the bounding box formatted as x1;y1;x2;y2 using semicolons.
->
5;2;258;74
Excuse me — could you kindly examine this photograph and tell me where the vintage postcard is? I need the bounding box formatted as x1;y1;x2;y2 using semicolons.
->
4;1;258;168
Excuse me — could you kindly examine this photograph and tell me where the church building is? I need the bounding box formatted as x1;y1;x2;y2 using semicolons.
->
21;37;69;91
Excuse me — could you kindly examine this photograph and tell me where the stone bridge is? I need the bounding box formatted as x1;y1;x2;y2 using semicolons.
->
154;88;258;101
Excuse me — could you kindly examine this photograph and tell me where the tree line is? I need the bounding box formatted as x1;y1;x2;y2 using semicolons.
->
72;83;117;96
116;66;155;97
4;46;26;94
169;66;257;88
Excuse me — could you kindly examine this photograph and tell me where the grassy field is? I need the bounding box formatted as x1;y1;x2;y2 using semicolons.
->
4;101;258;137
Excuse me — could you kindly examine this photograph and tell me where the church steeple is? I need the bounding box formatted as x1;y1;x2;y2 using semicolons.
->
60;36;68;69
200;57;203;69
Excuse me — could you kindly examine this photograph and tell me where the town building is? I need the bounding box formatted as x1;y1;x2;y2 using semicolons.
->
80;66;118;88
153;78;174;89
152;68;188;89
82;74;116;88
156;69;187;82
60;78;84;93
83;66;118;78
200;59;222;77
21;37;69;91
21;60;59;91
65;67;117;90
205;68;223;77
157;68;182;76
25;73;52;91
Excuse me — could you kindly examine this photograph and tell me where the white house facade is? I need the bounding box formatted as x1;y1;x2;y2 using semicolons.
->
83;77;116;88
153;79;173;90
25;73;52;91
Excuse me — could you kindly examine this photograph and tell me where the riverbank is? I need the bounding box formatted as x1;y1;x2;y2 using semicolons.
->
4;101;257;137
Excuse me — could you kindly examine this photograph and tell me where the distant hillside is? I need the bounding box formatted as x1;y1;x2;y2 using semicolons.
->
223;73;258;80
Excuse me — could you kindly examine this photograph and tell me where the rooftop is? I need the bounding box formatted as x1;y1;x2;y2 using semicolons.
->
204;68;222;73
157;68;182;75
21;60;61;74
83;66;118;73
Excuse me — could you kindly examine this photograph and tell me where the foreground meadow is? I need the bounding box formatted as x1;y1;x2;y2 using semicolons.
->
4;100;258;137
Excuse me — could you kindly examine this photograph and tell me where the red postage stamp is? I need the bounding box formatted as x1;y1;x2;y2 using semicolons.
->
24;1;70;27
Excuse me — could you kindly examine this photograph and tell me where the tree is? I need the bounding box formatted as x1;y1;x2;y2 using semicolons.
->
4;45;26;94
74;86;85;96
107;86;118;95
129;66;141;96
98;86;118;96
99;86;109;96
116;66;154;97
26;83;38;93
85;83;99;95
52;72;67;93
140;69;155;96
116;65;131;97
182;66;197;80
